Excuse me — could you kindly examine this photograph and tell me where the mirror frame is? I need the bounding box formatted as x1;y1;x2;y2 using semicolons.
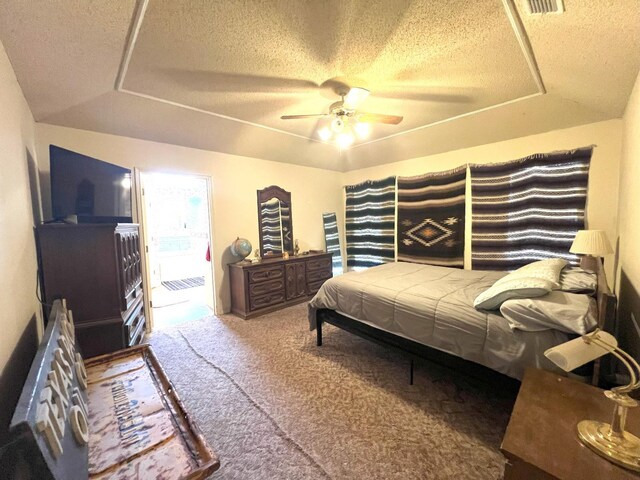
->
257;185;293;257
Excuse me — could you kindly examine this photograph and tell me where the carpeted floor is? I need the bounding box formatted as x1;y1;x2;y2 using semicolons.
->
148;303;517;480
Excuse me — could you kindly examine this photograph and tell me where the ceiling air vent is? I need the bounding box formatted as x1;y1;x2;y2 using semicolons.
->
527;0;564;14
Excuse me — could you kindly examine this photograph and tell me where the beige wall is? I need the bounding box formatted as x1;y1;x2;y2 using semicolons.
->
34;120;624;317
35;124;345;314
617;70;640;356
343;119;623;283
619;71;640;291
0;41;42;440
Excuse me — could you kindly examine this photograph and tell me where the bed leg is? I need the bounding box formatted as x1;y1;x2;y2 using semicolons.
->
316;320;323;346
409;357;414;385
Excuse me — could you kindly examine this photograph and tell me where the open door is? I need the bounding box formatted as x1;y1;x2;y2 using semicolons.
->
134;170;216;330
133;167;154;332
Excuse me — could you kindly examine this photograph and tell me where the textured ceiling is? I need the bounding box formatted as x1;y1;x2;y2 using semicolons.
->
0;0;639;171
123;0;539;142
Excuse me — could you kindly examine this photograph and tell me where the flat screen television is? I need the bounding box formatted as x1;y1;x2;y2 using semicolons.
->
50;145;133;223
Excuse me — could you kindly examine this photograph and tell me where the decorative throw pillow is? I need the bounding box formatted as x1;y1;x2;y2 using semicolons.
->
474;276;555;310
495;258;568;289
500;291;597;335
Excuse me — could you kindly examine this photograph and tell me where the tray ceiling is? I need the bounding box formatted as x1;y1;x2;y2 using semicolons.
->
0;0;638;171
122;0;540;143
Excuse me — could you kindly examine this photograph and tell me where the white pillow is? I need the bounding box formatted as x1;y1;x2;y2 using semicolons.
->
500;291;597;335
474;276;555;310
556;267;597;295
495;258;568;289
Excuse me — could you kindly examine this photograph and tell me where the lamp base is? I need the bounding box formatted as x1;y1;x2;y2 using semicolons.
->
579;255;599;272
578;420;640;471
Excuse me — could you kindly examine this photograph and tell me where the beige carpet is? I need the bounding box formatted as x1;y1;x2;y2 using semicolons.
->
148;303;517;479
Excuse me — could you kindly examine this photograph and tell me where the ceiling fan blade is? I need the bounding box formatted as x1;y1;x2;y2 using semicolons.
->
357;113;403;125
157;68;319;93
281;114;328;120
343;87;370;109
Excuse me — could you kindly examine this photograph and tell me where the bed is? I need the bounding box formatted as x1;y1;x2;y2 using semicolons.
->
308;260;616;382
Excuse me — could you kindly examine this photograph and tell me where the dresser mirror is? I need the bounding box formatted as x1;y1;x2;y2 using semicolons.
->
257;185;293;257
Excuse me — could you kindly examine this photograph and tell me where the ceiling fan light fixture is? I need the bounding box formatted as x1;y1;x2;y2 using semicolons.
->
282;85;402;146
318;127;332;141
331;117;345;133
343;87;370;110
336;132;354;149
353;121;371;139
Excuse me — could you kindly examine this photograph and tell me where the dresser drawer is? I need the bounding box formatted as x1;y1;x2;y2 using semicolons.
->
307;268;331;283
307;279;327;296
128;314;146;347
124;298;145;346
250;278;285;297
123;282;143;315
250;291;286;311
248;265;284;284
306;257;332;272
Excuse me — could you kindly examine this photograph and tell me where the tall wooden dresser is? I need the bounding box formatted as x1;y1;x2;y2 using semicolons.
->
229;252;333;319
37;223;145;358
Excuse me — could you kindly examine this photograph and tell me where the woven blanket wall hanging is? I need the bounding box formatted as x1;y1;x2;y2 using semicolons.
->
322;212;343;275
470;147;593;270
345;176;396;269
397;166;466;267
260;198;283;253
280;202;293;252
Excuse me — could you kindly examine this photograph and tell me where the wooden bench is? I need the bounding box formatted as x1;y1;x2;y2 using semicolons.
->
5;299;219;479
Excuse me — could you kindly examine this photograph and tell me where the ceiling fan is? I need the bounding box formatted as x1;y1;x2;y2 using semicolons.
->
280;87;403;147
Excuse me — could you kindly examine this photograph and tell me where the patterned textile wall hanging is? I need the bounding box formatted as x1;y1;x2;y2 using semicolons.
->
470;147;593;270
345;176;396;269
322;212;343;275
280;202;293;252
397;166;466;267
260;198;283;253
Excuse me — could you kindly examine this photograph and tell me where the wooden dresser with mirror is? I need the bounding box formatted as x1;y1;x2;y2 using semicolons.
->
229;185;334;319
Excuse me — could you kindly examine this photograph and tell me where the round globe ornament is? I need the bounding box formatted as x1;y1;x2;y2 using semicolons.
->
231;237;252;261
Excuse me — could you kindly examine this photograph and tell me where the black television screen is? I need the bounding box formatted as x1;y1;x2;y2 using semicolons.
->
50;145;133;222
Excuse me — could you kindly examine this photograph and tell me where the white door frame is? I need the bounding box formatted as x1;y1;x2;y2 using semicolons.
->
133;169;216;332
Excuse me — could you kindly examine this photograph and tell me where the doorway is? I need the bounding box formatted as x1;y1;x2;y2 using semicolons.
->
139;172;215;329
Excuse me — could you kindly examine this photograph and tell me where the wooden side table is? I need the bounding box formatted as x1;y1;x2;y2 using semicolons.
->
501;368;640;479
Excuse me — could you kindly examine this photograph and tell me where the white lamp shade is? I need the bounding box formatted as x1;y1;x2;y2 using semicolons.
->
544;330;617;371
569;230;613;256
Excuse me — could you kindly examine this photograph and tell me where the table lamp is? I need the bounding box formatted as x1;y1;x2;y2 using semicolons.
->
569;230;613;271
545;329;640;471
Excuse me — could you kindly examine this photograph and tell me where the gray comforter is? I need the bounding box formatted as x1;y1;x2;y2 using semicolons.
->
308;262;568;380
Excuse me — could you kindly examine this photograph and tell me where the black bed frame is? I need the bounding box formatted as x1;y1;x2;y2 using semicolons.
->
315;308;520;390
315;258;617;388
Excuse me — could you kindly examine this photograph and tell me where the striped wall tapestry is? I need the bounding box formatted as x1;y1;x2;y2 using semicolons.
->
397;166;466;267
280;202;293;252
346;176;396;269
322;212;343;275
470;147;593;270
260;198;283;254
